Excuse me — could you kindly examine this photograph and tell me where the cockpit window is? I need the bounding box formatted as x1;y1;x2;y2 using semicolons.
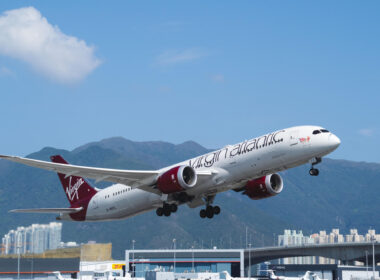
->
312;130;321;135
321;129;329;133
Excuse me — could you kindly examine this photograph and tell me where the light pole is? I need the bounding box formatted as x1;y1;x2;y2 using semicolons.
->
17;245;21;280
27;255;34;280
173;239;176;273
248;243;251;280
371;236;376;280
365;250;369;279
132;240;135;276
246;227;248;249
79;244;83;280
31;255;33;280
191;245;195;272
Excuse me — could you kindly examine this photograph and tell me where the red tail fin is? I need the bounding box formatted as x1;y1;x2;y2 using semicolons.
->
50;155;97;208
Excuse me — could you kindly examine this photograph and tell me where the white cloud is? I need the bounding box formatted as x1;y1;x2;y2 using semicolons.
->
0;7;101;84
155;48;206;66
211;74;224;82
358;128;374;137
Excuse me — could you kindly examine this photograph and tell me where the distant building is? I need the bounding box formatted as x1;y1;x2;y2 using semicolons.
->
278;228;380;265
49;222;62;250
278;230;315;264
365;229;380;242
1;222;62;255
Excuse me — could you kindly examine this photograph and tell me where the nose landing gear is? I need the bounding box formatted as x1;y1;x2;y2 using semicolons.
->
156;203;178;217
309;157;321;176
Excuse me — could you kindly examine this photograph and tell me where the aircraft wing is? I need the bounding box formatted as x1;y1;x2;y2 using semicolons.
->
0;155;213;194
10;207;83;213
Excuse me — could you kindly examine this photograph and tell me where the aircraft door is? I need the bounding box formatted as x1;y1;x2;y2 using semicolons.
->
90;196;99;211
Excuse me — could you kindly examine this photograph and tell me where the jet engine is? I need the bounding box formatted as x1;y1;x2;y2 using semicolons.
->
243;173;283;200
156;165;197;194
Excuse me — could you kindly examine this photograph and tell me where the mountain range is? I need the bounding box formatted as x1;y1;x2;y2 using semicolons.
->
0;137;379;259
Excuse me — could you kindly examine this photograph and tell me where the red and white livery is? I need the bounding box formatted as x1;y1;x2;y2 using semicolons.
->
0;125;340;221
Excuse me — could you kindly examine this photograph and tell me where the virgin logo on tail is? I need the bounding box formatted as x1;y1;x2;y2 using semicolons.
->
66;177;84;201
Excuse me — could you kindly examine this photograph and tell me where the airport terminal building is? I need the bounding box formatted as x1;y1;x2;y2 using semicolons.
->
125;249;380;280
125;249;244;278
0;247;378;280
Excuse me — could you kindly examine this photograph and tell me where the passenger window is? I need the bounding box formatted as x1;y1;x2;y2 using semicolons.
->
313;130;321;135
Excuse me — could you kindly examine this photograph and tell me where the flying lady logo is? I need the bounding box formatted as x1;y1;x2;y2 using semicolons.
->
299;136;310;143
66;177;84;201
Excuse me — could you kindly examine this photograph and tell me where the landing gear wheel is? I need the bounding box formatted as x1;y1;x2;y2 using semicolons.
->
206;206;214;219
156;208;163;216
200;209;206;218
213;206;221;215
309;157;321;176
170;204;178;213
163;207;171;216
309;168;319;176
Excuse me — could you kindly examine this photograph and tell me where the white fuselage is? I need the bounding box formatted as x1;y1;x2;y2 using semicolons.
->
62;125;340;221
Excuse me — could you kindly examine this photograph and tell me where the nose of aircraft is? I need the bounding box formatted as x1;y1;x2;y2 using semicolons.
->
328;133;341;150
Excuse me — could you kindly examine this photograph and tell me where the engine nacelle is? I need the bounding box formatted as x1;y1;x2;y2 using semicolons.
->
156;165;197;194
244;173;283;200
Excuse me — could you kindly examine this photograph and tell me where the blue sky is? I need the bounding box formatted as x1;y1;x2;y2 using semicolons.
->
0;1;379;163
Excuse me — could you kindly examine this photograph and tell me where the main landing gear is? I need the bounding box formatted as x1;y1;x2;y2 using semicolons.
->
199;205;220;219
199;195;220;219
309;157;321;176
156;203;177;217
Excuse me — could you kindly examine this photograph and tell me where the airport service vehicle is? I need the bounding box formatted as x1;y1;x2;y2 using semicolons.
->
0;125;340;221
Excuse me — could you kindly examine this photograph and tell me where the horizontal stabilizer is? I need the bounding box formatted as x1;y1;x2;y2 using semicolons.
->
9;207;83;214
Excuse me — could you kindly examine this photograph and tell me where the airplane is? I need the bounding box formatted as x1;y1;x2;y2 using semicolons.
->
268;270;312;280
310;273;327;280
221;270;258;280
0;125;340;221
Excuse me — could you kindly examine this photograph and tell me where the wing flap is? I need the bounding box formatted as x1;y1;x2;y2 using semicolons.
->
9;207;83;213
